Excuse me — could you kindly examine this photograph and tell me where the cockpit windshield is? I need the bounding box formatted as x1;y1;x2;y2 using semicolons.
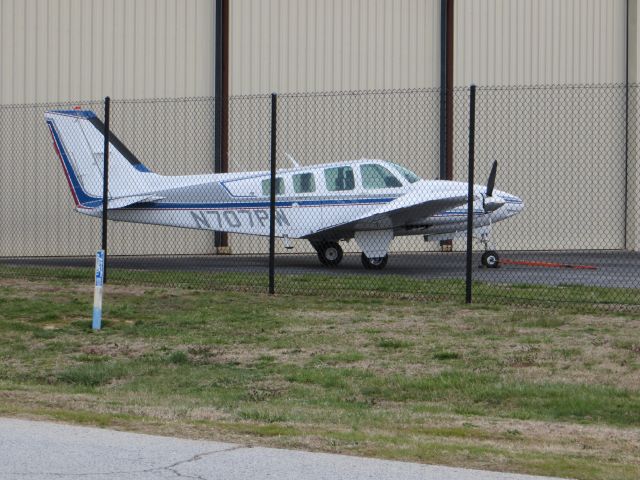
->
390;163;421;183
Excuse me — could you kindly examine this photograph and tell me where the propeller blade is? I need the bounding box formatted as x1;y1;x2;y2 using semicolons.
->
486;160;498;197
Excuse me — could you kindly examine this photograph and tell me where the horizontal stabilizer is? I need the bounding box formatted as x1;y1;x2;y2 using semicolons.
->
90;195;164;211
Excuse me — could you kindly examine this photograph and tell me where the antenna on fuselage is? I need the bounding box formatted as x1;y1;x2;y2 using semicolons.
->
285;153;300;168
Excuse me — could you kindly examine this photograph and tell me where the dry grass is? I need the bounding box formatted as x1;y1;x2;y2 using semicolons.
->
0;276;639;479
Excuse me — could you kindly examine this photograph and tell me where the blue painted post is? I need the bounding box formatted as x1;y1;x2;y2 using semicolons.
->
92;250;105;330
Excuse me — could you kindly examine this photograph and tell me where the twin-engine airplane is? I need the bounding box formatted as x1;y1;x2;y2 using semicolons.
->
45;110;524;269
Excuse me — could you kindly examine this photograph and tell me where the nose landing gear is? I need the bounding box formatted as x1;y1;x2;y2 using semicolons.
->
481;250;500;268
478;229;500;268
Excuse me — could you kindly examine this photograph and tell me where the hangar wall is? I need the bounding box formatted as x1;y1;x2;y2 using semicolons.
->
0;0;637;256
452;0;629;251
228;0;628;93
0;0;217;256
0;0;215;103
227;0;633;253
229;0;442;94
454;0;626;86
627;0;640;251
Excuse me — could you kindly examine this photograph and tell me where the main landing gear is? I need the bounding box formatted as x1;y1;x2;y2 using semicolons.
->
361;253;388;270
311;241;390;270
312;241;344;267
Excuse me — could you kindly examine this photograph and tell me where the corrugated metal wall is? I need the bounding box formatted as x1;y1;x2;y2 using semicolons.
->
0;0;636;256
0;0;215;103
229;0;627;93
452;0;629;250
628;0;640;251
454;0;626;85
229;0;441;94
227;0;631;253
0;0;216;256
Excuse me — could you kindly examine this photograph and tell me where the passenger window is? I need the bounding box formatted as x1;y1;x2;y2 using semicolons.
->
392;163;421;183
293;172;316;193
360;164;403;189
324;166;355;191
261;177;284;196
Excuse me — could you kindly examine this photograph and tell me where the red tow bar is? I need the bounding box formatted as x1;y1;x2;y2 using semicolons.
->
500;259;598;270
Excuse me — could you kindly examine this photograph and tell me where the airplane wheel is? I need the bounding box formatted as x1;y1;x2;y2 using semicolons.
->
361;253;388;270
317;242;343;267
481;250;500;268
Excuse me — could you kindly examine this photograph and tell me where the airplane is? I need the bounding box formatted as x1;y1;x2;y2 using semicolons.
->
45;109;524;270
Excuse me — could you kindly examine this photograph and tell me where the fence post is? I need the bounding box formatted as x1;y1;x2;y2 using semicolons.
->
268;93;277;294
465;85;476;304
102;96;110;284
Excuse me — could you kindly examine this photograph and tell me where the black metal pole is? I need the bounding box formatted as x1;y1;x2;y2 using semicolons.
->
102;96;110;284
439;0;455;252
214;0;229;251
445;0;454;181
439;0;447;179
214;0;223;175
623;0;630;249
268;93;277;294
465;85;476;304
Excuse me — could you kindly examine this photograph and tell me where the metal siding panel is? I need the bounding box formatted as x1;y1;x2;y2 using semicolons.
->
196;0;215;96
229;0;441;94
69;0;80;98
455;0;626;86
165;0;178;98
133;0;145;99
453;1;628;250
628;1;640;250
35;0;48;102
635;0;640;82
122;0;135;98
0;0;216;256
155;0;167;98
13;0;25;103
24;0;36;102
100;0;113;98
80;0;93;100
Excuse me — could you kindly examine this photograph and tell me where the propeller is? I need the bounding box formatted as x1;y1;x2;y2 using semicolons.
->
482;161;504;213
486;160;497;198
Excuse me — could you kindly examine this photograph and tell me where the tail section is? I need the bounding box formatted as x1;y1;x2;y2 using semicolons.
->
45;110;159;209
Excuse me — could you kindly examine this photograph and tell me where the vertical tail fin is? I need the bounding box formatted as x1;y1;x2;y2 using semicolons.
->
45;110;157;209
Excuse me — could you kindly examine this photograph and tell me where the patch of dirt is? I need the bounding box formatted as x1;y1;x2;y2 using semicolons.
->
370;405;640;464
0;278;190;299
80;341;152;359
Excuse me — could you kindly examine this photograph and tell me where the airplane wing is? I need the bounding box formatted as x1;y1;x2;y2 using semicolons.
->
305;187;473;238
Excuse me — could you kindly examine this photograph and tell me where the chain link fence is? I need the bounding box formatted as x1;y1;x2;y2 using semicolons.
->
1;84;638;306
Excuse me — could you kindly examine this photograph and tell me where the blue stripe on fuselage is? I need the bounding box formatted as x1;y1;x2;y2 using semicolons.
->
121;198;487;217
123;197;396;210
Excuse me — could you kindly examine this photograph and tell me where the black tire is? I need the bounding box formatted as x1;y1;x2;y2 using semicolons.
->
481;250;500;268
361;253;388;270
317;242;343;267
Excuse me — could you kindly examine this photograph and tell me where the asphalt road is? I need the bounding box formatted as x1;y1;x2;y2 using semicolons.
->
3;250;639;289
0;418;566;480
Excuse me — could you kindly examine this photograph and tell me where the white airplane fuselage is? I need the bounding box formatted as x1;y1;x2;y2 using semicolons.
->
45;109;524;269
78;163;523;241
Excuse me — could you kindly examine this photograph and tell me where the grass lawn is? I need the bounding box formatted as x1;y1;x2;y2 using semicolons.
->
0;266;639;479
